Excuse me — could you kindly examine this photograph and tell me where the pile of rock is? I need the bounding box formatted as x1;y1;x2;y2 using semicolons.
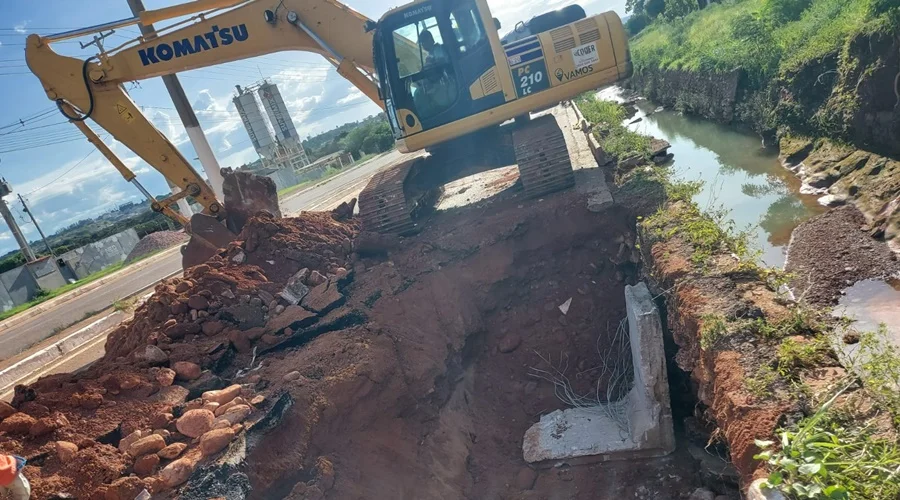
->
0;210;359;498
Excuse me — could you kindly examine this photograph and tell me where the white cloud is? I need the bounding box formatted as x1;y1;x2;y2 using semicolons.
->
337;88;365;105
149;109;189;146
219;146;260;170
0;232;11;241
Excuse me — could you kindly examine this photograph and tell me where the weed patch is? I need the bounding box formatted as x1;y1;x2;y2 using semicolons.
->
576;95;651;161
756;383;900;499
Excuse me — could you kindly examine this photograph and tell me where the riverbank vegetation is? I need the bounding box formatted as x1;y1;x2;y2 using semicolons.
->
579;96;900;499
629;0;897;88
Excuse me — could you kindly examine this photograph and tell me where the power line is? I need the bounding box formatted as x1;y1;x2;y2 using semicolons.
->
0;108;56;131
24;147;100;195
0;121;69;137
0;135;90;155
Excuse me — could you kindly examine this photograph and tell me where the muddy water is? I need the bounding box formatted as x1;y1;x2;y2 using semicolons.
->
834;278;900;344
596;87;826;267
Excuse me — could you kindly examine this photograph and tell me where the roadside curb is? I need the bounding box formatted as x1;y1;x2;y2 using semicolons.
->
0;308;122;395
0;290;154;396
0;245;183;333
279;151;393;204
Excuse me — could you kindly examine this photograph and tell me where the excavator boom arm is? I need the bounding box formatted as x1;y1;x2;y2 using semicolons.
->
25;0;383;219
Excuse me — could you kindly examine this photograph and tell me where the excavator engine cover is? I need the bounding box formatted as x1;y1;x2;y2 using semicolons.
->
181;169;281;269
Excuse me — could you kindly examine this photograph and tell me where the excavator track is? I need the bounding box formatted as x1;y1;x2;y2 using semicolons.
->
358;159;418;234
513;114;575;198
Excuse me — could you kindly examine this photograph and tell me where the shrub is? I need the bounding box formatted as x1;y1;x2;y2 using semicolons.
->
761;0;812;24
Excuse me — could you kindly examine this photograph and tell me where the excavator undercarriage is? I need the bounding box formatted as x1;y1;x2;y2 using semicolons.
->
359;114;573;234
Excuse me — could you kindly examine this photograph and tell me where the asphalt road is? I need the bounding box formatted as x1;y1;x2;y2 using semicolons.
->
0;150;409;361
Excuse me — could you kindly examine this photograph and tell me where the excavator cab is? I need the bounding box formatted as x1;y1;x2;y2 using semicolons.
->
374;0;504;139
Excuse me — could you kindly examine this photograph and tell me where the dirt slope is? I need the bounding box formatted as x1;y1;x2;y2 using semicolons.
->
0;182;710;499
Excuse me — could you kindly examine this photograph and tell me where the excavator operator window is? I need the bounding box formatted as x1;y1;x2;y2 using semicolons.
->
450;6;486;54
390;17;459;120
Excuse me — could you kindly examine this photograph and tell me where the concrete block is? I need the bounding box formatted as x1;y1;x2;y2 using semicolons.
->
60;229;139;280
522;282;674;464
0;267;38;306
26;258;67;291
624;282;675;453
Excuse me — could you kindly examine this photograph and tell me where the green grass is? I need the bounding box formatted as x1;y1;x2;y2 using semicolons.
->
577;95;651;160
699;314;729;349
756;382;900;499
631;0;892;87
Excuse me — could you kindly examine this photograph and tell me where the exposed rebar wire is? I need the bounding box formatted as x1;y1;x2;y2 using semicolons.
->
528;316;635;435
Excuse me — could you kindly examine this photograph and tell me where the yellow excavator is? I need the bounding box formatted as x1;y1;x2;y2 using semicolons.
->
25;0;631;266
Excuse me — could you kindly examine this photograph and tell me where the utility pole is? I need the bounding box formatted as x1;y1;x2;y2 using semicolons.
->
18;194;55;258
0;179;36;262
126;0;225;208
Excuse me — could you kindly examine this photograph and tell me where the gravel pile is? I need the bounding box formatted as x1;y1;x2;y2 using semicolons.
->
126;231;189;263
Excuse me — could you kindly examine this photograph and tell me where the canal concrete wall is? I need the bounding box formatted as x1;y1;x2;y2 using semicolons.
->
59;229;140;280
628;67;743;123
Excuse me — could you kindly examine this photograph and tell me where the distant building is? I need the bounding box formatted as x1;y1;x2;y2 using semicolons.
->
233;81;311;174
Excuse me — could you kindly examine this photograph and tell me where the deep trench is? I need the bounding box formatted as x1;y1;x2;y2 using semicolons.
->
235;193;737;499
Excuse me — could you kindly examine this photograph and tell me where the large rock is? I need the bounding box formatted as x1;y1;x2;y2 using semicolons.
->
127;434;166;458
215;397;247;417
222;169;282;234
199;427;235;456
150;412;173;430
216;405;251;426
220;303;266;330
158;442;188;460
118;430;144;454
161;457;196;488
165;322;202;340
176;409;216;438
202;384;241;406
155;368;176;387
138;345;169;365
201;320;226;336
301;280;344;314
0;413;36;435
172;361;202;381
0;402;15;420
188;295;209;310
150;385;190;405
134;453;160;477
228;329;253;353
77;392;104;409
266;305;316;334
29;412;70;437
55;441;78;463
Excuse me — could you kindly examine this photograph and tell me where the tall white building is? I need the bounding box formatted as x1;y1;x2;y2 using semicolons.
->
233;82;310;171
233;85;278;159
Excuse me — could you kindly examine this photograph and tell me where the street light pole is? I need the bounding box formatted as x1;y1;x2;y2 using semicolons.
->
18;194;55;258
126;0;225;206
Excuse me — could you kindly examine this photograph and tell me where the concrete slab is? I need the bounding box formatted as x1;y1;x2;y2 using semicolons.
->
553;104;614;212
523;282;675;464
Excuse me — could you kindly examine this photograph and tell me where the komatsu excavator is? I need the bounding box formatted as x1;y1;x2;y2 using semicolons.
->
25;0;631;267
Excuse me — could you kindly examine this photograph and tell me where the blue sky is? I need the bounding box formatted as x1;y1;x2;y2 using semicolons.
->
0;0;625;255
